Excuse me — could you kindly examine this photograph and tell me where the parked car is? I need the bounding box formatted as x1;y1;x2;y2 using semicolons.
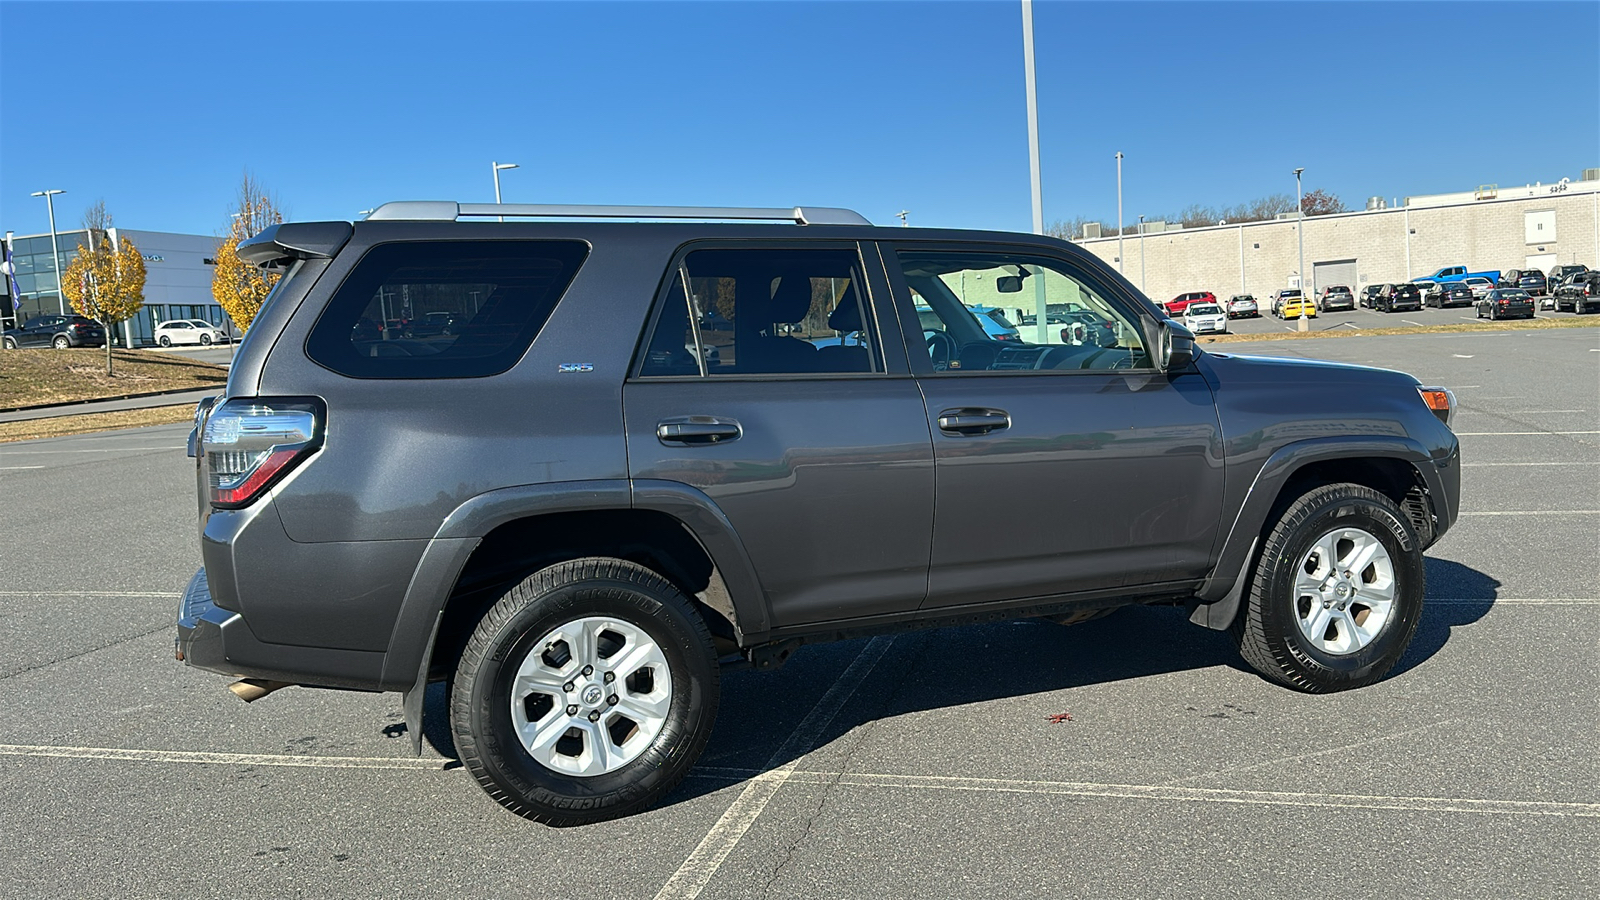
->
1226;294;1259;318
1268;288;1304;317
401;311;458;338
1374;283;1422;313
1165;291;1216;316
1461;276;1496;299
154;319;231;347
1424;282;1474;308
1546;264;1588;287
1056;308;1120;347
1278;296;1317;319
1418;265;1500;285
1476;288;1534;320
1513;270;1548;295
1553;272;1600;314
1360;285;1386;308
1411;279;1438;301
1182;302;1228;335
1318;286;1356;312
1;314;105;349
177;200;1461;826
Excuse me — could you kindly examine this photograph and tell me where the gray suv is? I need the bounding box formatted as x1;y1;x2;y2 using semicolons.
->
178;201;1461;825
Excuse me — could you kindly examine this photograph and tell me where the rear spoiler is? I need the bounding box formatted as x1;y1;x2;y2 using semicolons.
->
237;222;354;267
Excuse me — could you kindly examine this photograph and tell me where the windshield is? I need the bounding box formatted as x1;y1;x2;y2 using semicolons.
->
1188;304;1222;315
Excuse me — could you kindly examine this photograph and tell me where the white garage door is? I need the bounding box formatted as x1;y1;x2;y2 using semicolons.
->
1525;253;1557;272
1313;259;1359;295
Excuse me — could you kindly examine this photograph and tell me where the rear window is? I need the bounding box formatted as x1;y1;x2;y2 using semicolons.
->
305;240;588;379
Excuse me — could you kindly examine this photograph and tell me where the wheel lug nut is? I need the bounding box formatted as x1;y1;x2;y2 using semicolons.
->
566;705;579;716
603;671;615;684
582;665;594;677
563;682;575;693
587;710;601;722
607;694;618;706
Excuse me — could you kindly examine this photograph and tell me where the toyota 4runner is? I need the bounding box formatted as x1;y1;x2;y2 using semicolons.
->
177;201;1461;825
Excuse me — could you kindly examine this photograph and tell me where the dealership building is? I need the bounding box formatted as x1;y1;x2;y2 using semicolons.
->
2;227;225;346
1073;170;1600;303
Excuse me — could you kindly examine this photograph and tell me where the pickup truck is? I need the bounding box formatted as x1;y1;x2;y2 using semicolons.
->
1415;265;1500;286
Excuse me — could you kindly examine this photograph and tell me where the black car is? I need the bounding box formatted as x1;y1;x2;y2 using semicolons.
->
0;314;106;349
1476;288;1534;320
1547;263;1589;287
1515;271;1548;295
1360;284;1386;308
402;310;458;338
176;200;1462;825
1425;282;1474;308
1554;272;1600;314
1374;283;1422;312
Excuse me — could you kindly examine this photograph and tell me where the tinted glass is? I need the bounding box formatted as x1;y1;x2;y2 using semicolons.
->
306;240;588;379
638;247;877;377
896;250;1150;372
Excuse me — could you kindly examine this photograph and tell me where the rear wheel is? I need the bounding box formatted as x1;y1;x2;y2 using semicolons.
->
52;335;70;349
1233;483;1423;693
451;557;719;825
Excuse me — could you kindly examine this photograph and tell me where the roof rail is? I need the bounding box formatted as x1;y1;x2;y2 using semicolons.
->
363;201;871;226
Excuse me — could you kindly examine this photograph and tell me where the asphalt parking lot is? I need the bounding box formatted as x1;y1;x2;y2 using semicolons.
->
0;326;1595;899
1214;294;1584;335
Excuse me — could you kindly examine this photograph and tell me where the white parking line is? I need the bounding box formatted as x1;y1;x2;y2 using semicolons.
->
653;635;896;900
686;768;1600;819
0;466;45;470
1458;511;1599;516
1454;431;1600;436
0;446;186;455
1460;462;1600;467
1427;599;1600;605
0;743;450;770
0;590;180;598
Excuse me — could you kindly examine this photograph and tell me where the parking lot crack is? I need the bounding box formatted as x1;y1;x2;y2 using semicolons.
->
0;624;170;682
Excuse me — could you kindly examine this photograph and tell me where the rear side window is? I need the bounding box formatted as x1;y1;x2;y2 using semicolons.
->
306;240;588;378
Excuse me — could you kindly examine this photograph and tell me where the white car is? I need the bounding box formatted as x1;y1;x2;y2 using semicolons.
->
1462;276;1495;299
1183;302;1228;335
154;319;230;347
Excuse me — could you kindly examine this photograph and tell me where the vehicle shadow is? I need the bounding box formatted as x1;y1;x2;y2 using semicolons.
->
414;557;1501;808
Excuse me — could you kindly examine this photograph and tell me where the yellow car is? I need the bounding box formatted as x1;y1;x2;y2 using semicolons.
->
1280;297;1318;318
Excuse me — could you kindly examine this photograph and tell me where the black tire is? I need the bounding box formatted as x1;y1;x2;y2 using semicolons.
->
200;333;212;346
159;335;172;347
450;557;719;826
52;335;70;349
1;337;14;350
1233;483;1424;693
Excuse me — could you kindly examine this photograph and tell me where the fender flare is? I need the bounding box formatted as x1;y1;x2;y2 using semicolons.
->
383;479;769;751
1191;436;1436;622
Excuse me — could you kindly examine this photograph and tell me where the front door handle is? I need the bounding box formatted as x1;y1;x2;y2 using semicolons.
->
657;417;742;445
936;408;1010;436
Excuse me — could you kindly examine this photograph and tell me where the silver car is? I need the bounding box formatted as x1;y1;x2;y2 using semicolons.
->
1227;294;1258;318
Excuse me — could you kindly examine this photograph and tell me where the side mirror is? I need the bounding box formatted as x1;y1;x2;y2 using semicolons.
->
995;275;1024;293
1158;319;1196;372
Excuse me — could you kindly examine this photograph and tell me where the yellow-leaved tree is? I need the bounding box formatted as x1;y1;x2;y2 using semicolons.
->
211;173;286;334
61;201;146;376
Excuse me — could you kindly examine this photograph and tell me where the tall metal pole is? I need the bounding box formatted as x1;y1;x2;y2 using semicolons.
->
1138;214;1146;292
1238;223;1246;296
1116;151;1124;273
1294;168;1308;332
492;162;518;222
32;189;66;314
1021;0;1048;344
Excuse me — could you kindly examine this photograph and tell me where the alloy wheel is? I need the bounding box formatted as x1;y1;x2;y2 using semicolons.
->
1293;527;1397;656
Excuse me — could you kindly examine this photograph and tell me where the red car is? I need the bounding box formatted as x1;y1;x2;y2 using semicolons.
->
1165;291;1216;316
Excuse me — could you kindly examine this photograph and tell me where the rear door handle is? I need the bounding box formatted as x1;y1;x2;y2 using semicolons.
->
656;418;742;445
936;408;1010;436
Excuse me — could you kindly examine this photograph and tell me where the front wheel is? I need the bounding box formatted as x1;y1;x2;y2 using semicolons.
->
1233;483;1424;693
451;558;719;825
1;337;14;350
158;335;172;347
200;333;212;346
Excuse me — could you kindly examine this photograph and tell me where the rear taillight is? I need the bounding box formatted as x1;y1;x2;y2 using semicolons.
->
200;397;323;509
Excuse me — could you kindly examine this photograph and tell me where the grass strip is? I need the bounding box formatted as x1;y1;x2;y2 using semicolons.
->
0;406;192;443
1201;315;1598;344
0;348;227;408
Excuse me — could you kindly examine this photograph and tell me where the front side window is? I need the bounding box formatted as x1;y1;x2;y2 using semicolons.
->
638;247;878;377
306;240;588;379
895;250;1150;373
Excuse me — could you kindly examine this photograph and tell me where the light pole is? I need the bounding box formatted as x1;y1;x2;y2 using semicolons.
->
1021;0;1048;344
492;162;518;221
31;189;65;314
1115;151;1124;273
1138;214;1146;292
1294;167;1308;332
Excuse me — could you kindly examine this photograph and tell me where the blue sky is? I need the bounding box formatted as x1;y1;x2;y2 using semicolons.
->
2;1;1596;238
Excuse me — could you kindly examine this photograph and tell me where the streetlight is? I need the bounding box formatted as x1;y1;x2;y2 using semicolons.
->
31;189;65;314
1115;151;1124;273
1138;214;1146;292
492;162;518;222
1021;0;1048;344
1293;167;1307;332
